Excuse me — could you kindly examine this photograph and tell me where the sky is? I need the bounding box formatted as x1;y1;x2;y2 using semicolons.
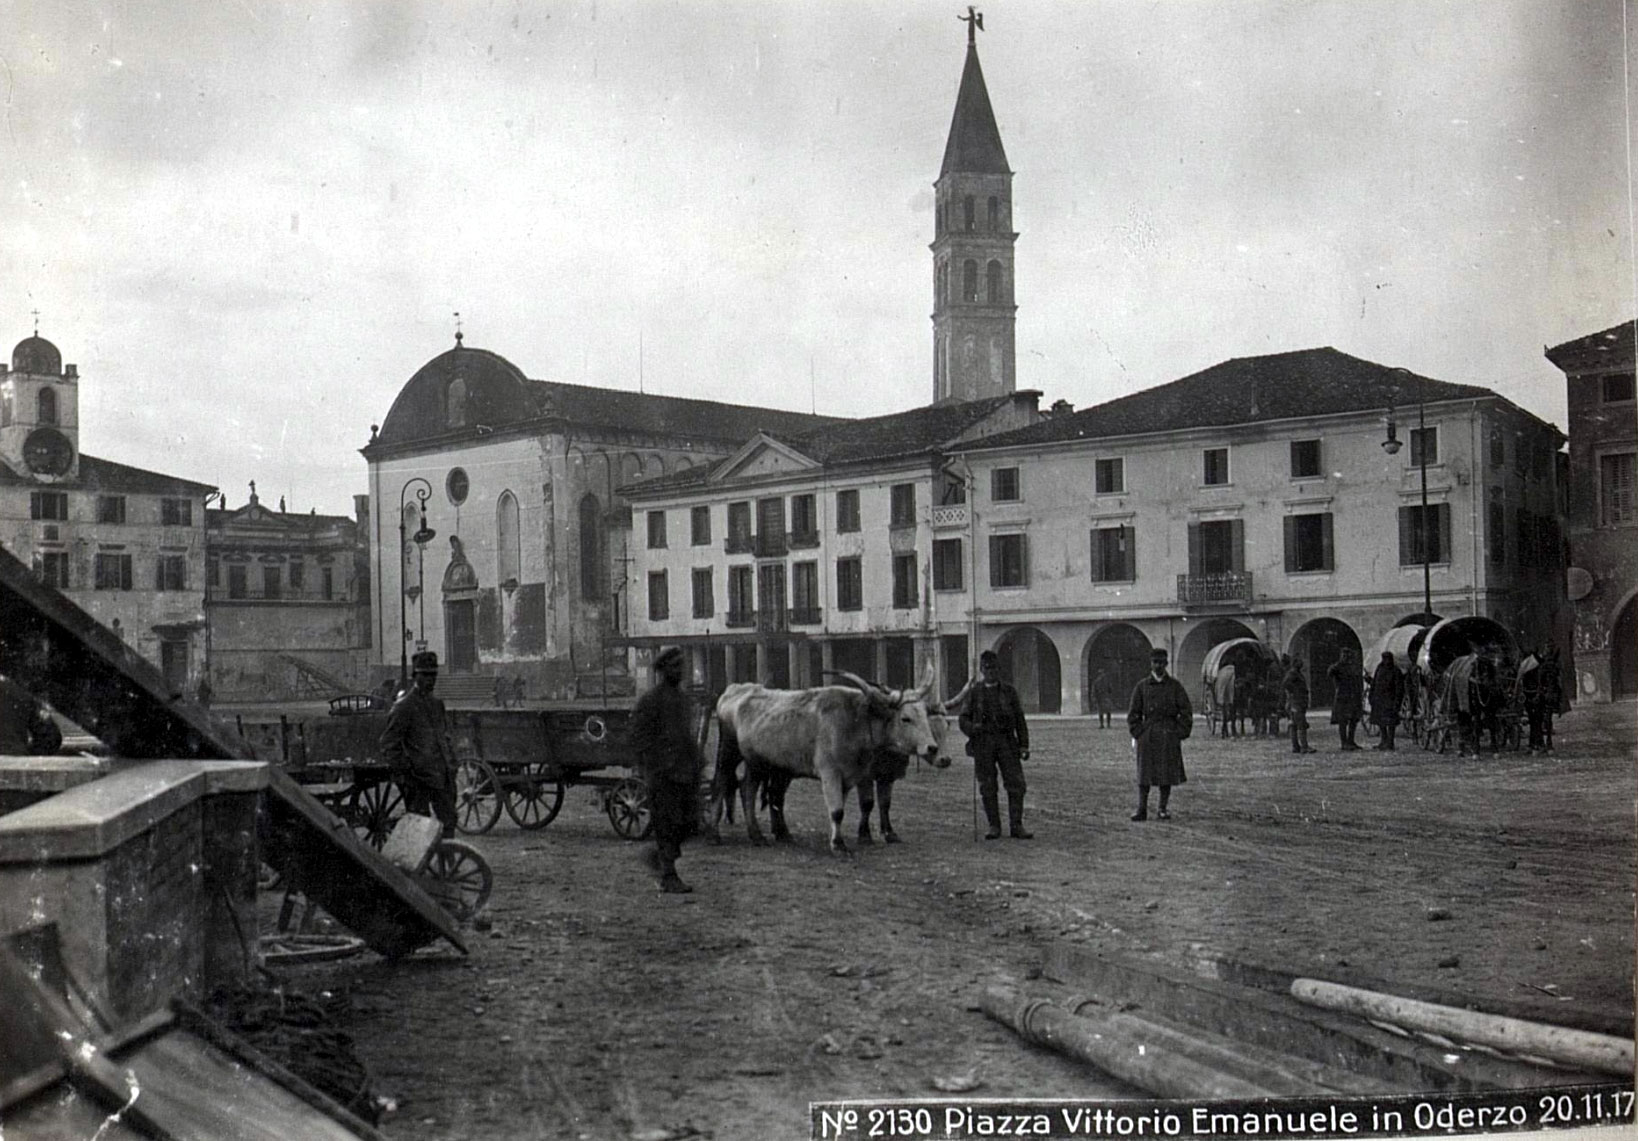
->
3;0;1633;516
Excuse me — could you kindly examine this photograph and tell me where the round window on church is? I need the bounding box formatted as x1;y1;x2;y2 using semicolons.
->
446;467;470;506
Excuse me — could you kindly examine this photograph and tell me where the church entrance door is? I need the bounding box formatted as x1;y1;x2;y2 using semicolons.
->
446;600;477;672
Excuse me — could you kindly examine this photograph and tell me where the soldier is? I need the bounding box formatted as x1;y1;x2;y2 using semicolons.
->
1369;651;1405;751
1090;669;1113;730
1126;648;1191;821
631;646;705;893
378;651;459;835
1327;648;1365;751
1285;658;1316;754
959;650;1032;839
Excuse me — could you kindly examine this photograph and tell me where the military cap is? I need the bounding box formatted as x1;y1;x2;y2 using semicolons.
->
411;650;440;673
1150;647;1169;662
653;646;684;671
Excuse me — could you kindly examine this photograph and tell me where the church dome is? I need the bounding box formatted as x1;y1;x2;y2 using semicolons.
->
371;338;543;450
12;336;62;376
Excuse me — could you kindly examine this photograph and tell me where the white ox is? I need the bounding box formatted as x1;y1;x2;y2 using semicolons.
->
714;668;943;852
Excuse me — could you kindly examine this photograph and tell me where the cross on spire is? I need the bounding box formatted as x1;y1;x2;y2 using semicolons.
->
959;6;983;45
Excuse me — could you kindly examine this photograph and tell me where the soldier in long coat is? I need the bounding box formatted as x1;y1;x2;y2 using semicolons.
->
379;651;459;835
630;646;705;893
1327;648;1365;751
1284;659;1316;754
1368;651;1404;751
1126;648;1191;821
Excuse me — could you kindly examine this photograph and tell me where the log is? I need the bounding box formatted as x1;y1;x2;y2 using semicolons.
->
1290;978;1634;1078
979;984;1273;1099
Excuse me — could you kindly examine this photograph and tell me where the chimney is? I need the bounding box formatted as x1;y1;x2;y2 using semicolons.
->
354;494;371;528
1049;398;1074;417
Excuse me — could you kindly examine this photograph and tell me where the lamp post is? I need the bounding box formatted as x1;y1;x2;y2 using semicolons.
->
1382;367;1433;623
398;477;437;682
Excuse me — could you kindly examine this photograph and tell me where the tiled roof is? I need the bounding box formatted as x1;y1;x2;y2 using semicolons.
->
0;453;213;494
940;43;1009;176
1545;320;1634;370
530;381;843;444
961;348;1494;450
622;395;1019;497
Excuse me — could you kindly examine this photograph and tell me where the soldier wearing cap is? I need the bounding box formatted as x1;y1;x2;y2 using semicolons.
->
1126;647;1191;821
379;651;459;835
630;646;704;893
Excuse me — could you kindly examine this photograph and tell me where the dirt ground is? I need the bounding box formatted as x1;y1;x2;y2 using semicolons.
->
276;701;1636;1141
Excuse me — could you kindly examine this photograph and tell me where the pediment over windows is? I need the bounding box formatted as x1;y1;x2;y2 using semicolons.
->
709;433;820;484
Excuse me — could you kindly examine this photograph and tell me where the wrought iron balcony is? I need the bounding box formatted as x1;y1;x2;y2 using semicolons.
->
753;532;788;558
725;608;755;629
788;606;822;626
1177;571;1253;606
724;534;754;555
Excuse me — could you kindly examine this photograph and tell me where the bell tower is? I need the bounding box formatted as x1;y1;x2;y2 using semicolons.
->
931;8;1016;405
0;326;81;483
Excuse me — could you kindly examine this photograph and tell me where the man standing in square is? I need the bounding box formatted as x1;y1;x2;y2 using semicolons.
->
631;646;705;892
379;651;458;836
960;650;1032;840
1127;647;1191;821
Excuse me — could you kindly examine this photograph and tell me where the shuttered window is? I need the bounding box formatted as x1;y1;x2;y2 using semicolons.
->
1090;526;1136;582
1601;452;1637;525
1187;519;1244;576
1398;503;1452;565
1282;514;1334;573
989;533;1028;588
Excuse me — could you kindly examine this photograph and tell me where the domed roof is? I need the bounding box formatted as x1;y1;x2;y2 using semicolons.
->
12;336;62;376
372;339;543;449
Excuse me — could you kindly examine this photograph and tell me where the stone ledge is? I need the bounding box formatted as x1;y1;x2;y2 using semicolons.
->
0;755;112;793
0;761;266;863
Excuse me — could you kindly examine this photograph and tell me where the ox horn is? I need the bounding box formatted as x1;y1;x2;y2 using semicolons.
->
936;676;976;714
906;663;937;703
827;670;884;696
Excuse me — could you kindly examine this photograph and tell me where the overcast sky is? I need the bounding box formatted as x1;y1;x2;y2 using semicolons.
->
3;0;1632;515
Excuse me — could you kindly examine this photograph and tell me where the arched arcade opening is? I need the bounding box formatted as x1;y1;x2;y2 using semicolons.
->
1288;617;1363;709
1612;596;1638;699
1083;624;1152;714
1177;618;1258;707
993;626;1062;713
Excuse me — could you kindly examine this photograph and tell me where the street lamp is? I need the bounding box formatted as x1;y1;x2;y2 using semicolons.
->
398;477;437;682
1382;367;1433;623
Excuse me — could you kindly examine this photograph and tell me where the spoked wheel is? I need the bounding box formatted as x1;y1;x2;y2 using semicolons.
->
504;761;566;830
606;777;653;840
419;839;493;922
348;780;405;849
454;758;502;835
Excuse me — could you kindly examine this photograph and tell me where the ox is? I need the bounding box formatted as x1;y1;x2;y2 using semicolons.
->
714;668;942;852
852;676;971;844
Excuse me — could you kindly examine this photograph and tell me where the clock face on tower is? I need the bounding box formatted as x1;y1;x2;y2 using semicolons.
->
22;427;74;476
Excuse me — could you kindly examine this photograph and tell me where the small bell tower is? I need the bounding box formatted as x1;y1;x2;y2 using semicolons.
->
0;319;81;482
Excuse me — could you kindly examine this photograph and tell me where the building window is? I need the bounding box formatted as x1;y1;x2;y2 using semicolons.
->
288;559;305;591
647;571;668;621
30;491;68;521
447;467;470;506
755;497;786;554
322;566;335;600
1600;452;1637;526
938;470;966;506
987;195;999;229
156;554;188;591
1399;503;1452;565
227;563;247;600
263;565;281;600
1095;458;1124;495
1531;442;1550;481
690;505;711;546
446;378;468;428
792;561;819;622
207;557;219;588
1283;513;1334;573
38;387;58;425
1410;426;1439;467
1290;440;1322;479
691;567;713;619
1189;520;1245;576
728;565;754;624
790;494;818;546
726;501;753;551
991;467;1020;502
889;483;916;528
1602;373;1636;403
933;538;963;591
1090;526;1136;582
963;195;975;232
836;556;863;611
989;533;1028;588
836;490;860;533
94;553;133;591
1202;448;1230;487
986;260;1003;304
579;494;604;599
161;498;192;526
1489;426;1506;469
97;496;126;524
962;259;978;302
497;492;520;585
647;510;667;549
36;551;70;589
1516;506;1535;568
891;554;918;609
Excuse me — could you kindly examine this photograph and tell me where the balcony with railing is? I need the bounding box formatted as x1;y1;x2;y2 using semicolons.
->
725;608;756;629
724;532;754;555
788;530;820;550
931;504;969;529
755;608;789;633
788;606;822;626
1176;571;1253;607
753;532;788;558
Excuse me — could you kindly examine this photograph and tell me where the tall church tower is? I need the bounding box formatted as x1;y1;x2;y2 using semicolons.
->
931;10;1016;404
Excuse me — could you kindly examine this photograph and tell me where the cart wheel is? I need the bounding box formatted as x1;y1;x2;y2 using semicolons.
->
606;777;653;840
419;839;493;922
348;781;405;849
504;761;565;830
454;758;502;835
